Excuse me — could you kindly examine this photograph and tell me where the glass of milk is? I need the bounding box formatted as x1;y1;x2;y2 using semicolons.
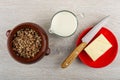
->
49;10;78;37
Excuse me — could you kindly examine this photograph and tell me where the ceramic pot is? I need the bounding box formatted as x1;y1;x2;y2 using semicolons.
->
6;22;50;64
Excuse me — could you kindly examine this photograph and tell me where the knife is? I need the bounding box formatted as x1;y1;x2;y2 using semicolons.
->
61;16;110;68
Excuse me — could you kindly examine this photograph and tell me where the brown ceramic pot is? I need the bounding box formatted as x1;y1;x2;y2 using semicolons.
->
6;22;50;64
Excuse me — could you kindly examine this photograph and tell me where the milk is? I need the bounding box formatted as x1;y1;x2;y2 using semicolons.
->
49;11;77;37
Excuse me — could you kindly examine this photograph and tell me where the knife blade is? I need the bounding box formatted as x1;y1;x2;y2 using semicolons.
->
61;16;110;68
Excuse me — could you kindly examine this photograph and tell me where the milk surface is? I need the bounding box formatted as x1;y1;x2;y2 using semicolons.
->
50;11;77;37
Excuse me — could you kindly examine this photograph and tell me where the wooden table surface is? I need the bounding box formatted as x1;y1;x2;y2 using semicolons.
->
0;0;120;80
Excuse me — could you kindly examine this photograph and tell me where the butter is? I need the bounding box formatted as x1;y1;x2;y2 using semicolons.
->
84;34;112;61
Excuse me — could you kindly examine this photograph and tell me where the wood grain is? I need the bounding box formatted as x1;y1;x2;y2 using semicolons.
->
61;42;87;68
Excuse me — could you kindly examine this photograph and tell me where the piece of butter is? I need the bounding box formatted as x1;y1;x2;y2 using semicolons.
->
84;34;112;61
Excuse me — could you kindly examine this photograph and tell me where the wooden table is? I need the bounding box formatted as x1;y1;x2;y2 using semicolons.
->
0;0;120;80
